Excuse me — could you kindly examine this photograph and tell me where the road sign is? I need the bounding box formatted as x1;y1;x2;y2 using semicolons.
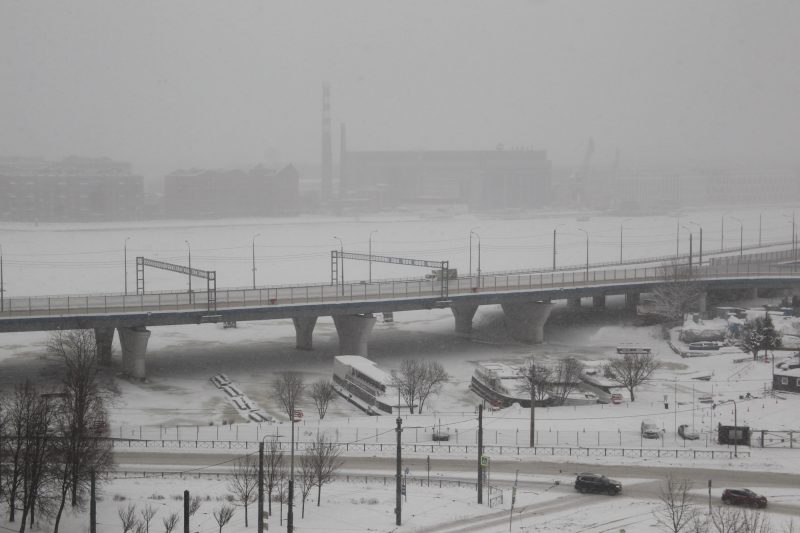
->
480;455;489;467
293;409;304;422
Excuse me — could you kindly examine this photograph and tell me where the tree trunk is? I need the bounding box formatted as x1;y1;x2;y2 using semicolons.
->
529;388;535;447
629;387;636;402
53;484;69;533
243;502;248;527
317;483;322;506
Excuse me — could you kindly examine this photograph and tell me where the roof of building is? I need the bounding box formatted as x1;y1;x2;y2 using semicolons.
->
335;355;393;385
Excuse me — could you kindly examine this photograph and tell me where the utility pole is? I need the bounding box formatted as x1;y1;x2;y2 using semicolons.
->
258;441;264;533
252;233;260;290
0;245;4;313
184;240;192;303
477;404;483;504
369;230;377;283
90;470;96;533
509;470;518;532
395;415;403;525
184;490;190;533
124;237;130;295
288;417;295;533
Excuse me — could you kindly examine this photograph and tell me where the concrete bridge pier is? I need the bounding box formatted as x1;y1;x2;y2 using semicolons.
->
292;317;318;350
333;314;376;356
501;302;554;344
567;297;582;308
117;326;151;380
94;327;115;366
592;295;606;308
451;304;479;335
625;292;640;310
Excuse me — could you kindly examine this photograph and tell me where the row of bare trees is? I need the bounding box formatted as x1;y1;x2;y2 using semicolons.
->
0;330;113;533
656;475;794;533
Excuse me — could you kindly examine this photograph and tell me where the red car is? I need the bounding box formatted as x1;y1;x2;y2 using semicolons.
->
721;489;767;508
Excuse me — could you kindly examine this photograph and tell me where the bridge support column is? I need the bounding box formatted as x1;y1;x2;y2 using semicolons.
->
333;314;376;356
592;295;606;308
567;297;582;308
117;327;151;380
94;327;114;366
697;292;707;314
451;304;479;335
625;292;640;310
501;302;554;344
292;317;318;350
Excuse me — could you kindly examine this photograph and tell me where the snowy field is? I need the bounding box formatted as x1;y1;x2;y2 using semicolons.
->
1;207;800;532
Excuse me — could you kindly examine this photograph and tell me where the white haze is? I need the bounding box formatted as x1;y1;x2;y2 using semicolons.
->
2;0;799;179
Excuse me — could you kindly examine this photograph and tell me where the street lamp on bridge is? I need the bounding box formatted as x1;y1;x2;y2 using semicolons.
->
730;216;743;260
470;229;481;289
333;236;344;296
251;233;261;290
619;218;632;264
124;237;131;295
681;225;693;275
689;222;703;267
552;223;565;271
184;240;192;301
577;227;589;281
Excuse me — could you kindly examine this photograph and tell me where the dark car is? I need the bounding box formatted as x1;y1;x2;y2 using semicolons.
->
574;473;622;495
722;488;767;508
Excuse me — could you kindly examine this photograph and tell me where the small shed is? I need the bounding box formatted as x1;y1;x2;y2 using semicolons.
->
774;368;800;394
718;423;751;446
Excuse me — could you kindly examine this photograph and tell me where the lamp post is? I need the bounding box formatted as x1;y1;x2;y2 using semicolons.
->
787;213;797;273
577;228;588;281
681;226;693;275
469;226;479;281
251;233;261;290
471;229;481;289
124;237;131;295
731;216;743;259
619;219;631;264
552;223;565;271
288;413;297;532
758;213;762;247
689;222;703;267
333;236;344;296
184;240;192;302
720;215;724;252
368;230;378;283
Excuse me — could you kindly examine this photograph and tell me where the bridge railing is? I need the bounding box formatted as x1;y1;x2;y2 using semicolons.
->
1;253;798;318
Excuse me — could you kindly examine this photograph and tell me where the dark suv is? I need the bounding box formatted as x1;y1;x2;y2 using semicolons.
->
722;489;767;508
574;473;622;495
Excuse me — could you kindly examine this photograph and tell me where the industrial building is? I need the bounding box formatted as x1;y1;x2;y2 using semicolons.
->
163;164;300;219
0;156;143;222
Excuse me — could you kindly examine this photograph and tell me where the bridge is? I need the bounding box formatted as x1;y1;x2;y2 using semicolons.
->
0;246;797;379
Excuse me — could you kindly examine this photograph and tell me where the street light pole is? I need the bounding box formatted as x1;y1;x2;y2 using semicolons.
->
682;226;693;275
577;228;588;281
0;244;4;313
721;400;739;458
124;237;131;295
690;222;703;267
471;229;481;289
252;233;260;290
552;224;564;271
731;217;743;260
369;230;377;283
288;416;295;532
184;240;192;302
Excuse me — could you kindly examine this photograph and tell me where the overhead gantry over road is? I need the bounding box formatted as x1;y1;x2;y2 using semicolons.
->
0;246;798;380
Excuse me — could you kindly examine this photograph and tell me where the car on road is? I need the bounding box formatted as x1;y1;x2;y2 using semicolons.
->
678;424;700;440
722;488;767;508
574;473;622;495
641;419;661;439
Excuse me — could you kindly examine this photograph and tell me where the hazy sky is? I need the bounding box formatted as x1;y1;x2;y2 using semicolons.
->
2;0;799;178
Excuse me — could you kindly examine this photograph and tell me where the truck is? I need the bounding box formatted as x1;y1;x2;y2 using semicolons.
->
424;268;458;281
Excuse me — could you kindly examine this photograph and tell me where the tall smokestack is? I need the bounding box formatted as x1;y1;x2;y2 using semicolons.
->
339;123;347;196
321;83;332;198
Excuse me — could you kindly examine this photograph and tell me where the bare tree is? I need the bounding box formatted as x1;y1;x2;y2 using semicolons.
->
228;455;259;527
263;436;285;516
212;504;235;533
307;434;344;506
48;329;113;533
274;468;288;526
274;373;305;421
161;512;179;533
709;505;771;533
605;352;661;402
139;504;158;533
392;360;449;414
298;451;316;518
654;476;696;533
309;380;336;420
547;357;584;406
516;356;549;447
647;262;703;322
118;503;138;533
188;495;202;517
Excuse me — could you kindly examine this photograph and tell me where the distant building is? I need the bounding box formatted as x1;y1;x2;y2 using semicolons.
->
0;156;143;222
774;368;800;394
340;148;552;211
163;164;299;219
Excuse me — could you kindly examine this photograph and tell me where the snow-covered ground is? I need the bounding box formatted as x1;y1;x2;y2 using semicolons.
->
1;207;799;532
